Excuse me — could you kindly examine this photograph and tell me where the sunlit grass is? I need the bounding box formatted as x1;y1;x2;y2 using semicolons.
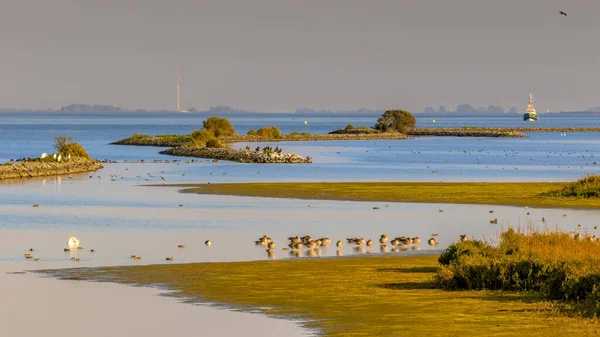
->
47;255;600;336
163;181;600;209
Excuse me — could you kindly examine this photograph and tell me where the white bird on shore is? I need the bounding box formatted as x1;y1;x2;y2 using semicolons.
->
53;153;57;159
57;154;62;162
40;153;48;159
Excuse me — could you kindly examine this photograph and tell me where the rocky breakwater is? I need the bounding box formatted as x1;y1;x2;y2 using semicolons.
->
160;147;312;164
0;158;103;180
408;128;528;138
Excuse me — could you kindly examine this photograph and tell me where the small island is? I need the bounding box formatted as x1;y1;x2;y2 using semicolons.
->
0;136;102;180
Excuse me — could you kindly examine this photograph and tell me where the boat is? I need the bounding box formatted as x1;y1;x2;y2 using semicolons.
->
523;93;539;122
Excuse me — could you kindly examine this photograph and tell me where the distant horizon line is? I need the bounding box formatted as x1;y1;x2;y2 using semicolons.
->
1;103;599;114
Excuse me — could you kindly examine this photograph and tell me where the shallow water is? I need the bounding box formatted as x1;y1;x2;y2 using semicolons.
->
0;264;312;337
1;175;598;266
2;112;600;336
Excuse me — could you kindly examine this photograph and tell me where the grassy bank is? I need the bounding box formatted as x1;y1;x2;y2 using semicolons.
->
437;229;600;318
44;255;600;336
167;181;600;209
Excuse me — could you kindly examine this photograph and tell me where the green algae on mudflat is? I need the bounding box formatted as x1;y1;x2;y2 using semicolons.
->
167;182;600;209
45;255;600;336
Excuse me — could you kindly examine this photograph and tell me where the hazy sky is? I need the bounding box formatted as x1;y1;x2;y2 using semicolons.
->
2;0;599;112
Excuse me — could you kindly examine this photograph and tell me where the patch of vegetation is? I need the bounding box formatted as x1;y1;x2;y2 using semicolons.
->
48;255;600;336
345;124;355;131
129;133;151;140
256;126;282;138
202;116;236;137
373;110;416;133
54;136;90;159
541;175;600;198
436;228;600;317
247;129;257;136
171;181;600;209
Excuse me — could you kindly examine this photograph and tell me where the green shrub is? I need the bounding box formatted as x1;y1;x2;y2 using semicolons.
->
373;110;416;133
435;228;600;317
202;116;236;137
54;136;90;159
206;138;225;148
345;124;355;131
256;126;281;138
541;175;600;198
247;129;257;136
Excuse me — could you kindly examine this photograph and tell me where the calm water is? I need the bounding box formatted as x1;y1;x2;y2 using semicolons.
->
1;112;599;337
1;112;600;181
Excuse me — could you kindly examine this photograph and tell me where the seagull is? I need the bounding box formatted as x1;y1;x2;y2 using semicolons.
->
559;11;567;16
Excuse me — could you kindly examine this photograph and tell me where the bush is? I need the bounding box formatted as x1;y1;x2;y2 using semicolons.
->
345;124;355;131
256;126;282;138
247;129;257;136
191;129;217;147
542;174;600;199
373;110;416;133
206;138;225;148
54;136;90;159
202;116;236;137
435;228;600;317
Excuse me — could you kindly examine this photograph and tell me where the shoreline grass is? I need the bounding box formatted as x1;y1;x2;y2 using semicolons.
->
42;255;600;336
156;181;600;209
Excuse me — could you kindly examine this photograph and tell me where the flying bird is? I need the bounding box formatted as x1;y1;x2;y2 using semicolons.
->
559;11;567;16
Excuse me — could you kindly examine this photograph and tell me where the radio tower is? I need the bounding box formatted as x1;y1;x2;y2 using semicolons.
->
177;73;189;113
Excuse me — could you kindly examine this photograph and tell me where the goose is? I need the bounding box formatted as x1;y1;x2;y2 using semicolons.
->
177;245;185;248
412;237;421;244
90;249;95;252
35;258;41;262
166;257;174;261
459;234;468;242
205;240;212;246
366;239;374;247
336;240;343;248
24;253;33;259
428;238;437;247
32;204;40;208
267;242;276;250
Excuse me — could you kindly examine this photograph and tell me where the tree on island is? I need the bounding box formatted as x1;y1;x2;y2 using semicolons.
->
202;116;237;137
373;110;416;133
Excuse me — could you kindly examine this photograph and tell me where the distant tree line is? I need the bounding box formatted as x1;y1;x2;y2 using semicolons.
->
422;105;518;114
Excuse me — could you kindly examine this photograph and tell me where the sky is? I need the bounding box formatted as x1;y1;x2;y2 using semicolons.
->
2;0;599;112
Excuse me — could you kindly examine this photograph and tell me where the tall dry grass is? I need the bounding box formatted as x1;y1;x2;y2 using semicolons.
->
436;226;600;317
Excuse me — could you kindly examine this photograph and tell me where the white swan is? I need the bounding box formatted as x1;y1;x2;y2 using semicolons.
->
67;237;79;249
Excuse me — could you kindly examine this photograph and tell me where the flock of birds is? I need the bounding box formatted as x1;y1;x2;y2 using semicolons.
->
251;233;447;258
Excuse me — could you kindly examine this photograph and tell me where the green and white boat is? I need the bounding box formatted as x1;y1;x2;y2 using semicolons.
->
523;93;539;122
